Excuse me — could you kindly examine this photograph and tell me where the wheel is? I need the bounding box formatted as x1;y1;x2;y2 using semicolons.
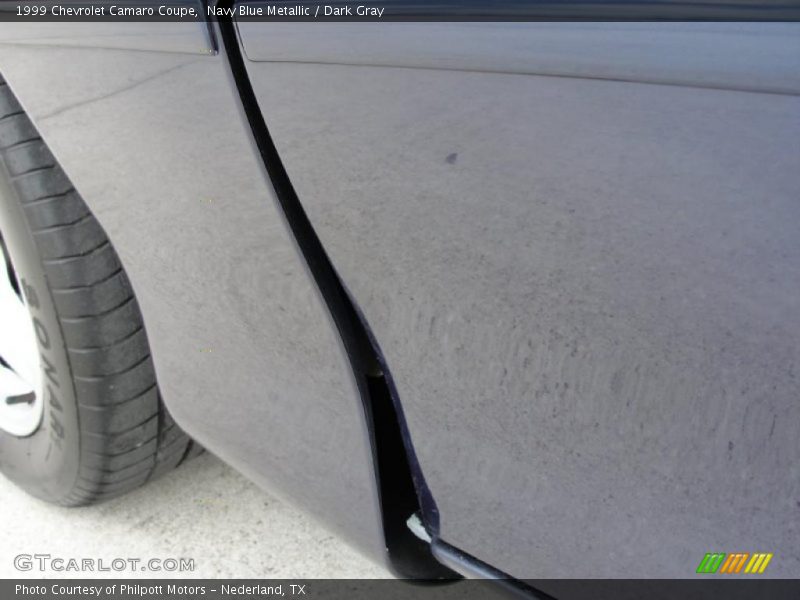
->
0;76;199;505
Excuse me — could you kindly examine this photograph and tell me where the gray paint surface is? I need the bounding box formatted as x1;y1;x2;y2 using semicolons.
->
240;22;800;578
0;37;388;567
0;22;214;55
238;22;800;94
1;19;799;582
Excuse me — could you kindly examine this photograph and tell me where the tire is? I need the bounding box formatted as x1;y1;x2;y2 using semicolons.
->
0;76;199;505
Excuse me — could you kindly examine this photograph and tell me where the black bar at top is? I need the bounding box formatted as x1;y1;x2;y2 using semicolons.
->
1;0;800;22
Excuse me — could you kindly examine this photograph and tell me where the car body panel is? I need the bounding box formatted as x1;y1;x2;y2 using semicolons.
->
0;20;214;55
237;22;800;577
238;22;800;95
0;29;388;565
1;15;798;583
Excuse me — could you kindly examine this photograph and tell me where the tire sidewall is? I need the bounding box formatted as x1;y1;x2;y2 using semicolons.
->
0;162;80;503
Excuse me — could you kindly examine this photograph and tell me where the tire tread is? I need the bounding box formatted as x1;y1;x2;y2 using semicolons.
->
0;76;200;506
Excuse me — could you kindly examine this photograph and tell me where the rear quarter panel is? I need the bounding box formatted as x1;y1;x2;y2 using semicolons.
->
0;23;388;565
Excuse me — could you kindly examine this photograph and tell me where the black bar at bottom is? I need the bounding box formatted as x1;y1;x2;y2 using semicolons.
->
5;579;800;600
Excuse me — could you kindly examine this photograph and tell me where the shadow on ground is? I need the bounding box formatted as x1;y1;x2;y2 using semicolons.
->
0;453;388;578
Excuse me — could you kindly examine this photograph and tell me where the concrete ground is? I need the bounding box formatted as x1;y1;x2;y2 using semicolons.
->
0;452;388;579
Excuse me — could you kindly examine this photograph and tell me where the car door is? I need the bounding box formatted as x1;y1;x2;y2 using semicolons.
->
235;16;800;580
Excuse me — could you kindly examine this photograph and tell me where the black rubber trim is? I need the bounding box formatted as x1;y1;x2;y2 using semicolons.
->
432;539;556;600
214;4;455;580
